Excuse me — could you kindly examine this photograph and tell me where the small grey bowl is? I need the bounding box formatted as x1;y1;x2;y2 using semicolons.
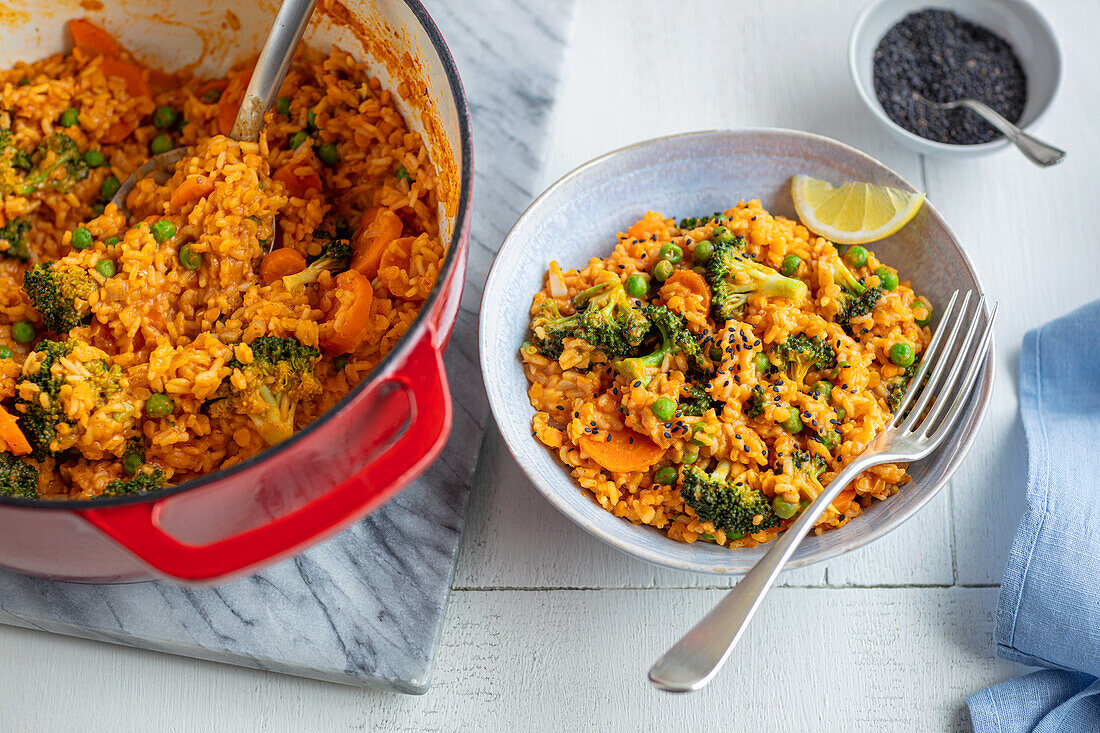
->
480;129;994;574
849;0;1062;157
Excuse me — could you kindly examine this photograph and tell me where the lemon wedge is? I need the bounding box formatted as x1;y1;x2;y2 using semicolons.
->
790;175;925;245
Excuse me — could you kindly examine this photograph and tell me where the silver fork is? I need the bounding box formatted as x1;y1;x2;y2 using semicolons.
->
648;290;997;693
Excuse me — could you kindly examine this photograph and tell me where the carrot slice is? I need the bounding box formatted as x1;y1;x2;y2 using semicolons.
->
168;175;216;211
218;67;253;136
351;206;403;279
626;211;670;241
832;487;857;510
0;405;31;456
68;18;121;59
259;248;306;285
661;269;711;315
100;58;149;98
320;270;374;354
272;162;322;199
579;430;665;473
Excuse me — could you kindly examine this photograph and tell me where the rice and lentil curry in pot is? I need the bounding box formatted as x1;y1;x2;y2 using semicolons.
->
0;19;445;499
522;203;933;548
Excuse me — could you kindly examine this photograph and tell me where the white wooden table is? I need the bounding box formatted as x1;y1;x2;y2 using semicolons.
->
3;1;1096;730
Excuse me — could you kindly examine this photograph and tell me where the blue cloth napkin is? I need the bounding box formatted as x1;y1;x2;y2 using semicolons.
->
967;299;1100;732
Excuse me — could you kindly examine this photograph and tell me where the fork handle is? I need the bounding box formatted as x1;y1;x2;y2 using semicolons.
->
955;99;1065;167
648;455;875;693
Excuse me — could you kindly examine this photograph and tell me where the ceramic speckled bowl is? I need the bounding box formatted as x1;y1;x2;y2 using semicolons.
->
480;129;993;574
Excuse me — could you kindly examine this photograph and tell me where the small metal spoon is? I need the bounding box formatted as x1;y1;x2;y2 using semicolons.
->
111;0;319;214
914;93;1065;167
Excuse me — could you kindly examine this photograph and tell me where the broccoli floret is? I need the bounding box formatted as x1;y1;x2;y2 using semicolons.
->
613;304;700;385
885;355;922;412
14;340;72;458
282;239;352;289
0;452;38;498
318;213;354;241
680;382;718;417
777;333;837;383
680;461;781;538
14;339;130;459
530;281;650;360
705;236;808;322
677;212;722;229
835;286;884;337
0;216;31;259
17;133;89;194
102;467;167;497
209;335;322;446
829;257;884;336
743;384;768;418
781;448;829;502
22;262;95;333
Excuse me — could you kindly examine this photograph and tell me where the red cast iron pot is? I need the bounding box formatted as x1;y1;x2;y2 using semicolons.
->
0;0;472;584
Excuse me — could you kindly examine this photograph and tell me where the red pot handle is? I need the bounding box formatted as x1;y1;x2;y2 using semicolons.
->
78;335;452;583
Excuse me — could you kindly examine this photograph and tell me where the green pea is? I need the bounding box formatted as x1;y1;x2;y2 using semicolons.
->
90;202;105;217
288;131;307;149
875;267;898;291
913;300;932;327
71;227;92;250
153;105;179;130
753;351;771;375
682;446;699;465
652;259;674;282
122;452;143;475
104;236;120;247
100;175;120;201
889;342;915;367
12;320;35;344
845;245;869;268
144;393;174;418
812;380;833;401
780;407;803;434
58;107;79;127
711;226;735;246
624;273;648;299
0;345;12;359
150;134;173;155
653;466;678;485
316;142;339;167
94;259;115;278
396;166;411;182
651;396;677;422
306;109;317;128
178;243;202;270
83;150;106;167
835;407;846;422
275;96;292;116
709;345;723;362
773;497;799;519
693;239;713;263
658;243;683;264
333;355;349;371
781;254;802;277
150;220;176;243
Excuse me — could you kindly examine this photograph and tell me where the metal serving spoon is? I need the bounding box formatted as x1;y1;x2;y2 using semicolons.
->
110;0;319;214
914;93;1065;167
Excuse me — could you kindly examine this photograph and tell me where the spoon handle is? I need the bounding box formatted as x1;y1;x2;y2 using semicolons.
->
230;0;319;142
958;99;1065;167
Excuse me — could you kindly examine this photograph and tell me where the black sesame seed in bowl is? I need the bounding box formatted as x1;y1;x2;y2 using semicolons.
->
849;0;1062;157
873;9;1027;145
